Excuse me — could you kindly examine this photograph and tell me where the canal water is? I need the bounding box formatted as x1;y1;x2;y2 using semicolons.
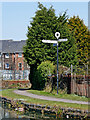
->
0;103;59;120
0;102;58;120
0;89;60;120
0;89;89;120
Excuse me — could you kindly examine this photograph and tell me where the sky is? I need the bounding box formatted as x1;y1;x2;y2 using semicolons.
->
0;0;89;41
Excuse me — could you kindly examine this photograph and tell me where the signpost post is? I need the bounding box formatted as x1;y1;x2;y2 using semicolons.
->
42;32;68;94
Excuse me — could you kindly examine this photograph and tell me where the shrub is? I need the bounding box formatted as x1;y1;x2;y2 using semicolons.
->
31;61;55;90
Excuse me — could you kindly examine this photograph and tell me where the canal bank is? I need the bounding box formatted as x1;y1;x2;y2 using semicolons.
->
0;100;56;120
0;89;90;119
0;96;90;119
14;90;89;105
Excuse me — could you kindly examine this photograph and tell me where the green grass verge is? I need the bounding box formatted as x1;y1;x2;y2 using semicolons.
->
27;89;89;102
0;89;89;111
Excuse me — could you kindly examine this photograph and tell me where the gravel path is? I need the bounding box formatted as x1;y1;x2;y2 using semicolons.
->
14;90;89;105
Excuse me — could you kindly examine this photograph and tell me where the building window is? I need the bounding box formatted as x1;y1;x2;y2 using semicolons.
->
0;62;1;67
18;63;22;70
5;53;9;58
5;63;9;69
0;52;1;57
18;53;22;57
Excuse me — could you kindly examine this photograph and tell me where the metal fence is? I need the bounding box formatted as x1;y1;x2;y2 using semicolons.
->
0;70;30;80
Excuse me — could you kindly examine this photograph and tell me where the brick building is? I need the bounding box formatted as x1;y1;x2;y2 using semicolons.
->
0;40;30;80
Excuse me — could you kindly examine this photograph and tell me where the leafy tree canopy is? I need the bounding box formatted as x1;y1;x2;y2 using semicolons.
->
30;61;55;90
23;2;77;68
68;16;88;64
37;60;55;80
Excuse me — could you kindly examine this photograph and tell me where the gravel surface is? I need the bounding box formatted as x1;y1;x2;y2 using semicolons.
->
14;90;89;105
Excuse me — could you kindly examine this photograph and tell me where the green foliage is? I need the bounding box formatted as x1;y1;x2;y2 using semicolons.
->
1;89;88;110
37;61;55;91
23;3;78;89
30;61;55;90
37;61;55;80
30;69;44;90
23;2;77;67
68;16;88;64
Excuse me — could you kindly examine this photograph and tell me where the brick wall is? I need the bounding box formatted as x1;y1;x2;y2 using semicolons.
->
1;53;29;71
3;53;12;70
0;52;30;80
1;80;31;89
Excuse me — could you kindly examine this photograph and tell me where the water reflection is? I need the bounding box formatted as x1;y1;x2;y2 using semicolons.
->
0;89;89;119
0;103;57;119
0;89;57;119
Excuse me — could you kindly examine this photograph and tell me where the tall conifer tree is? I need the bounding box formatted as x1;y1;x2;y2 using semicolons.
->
23;3;77;88
68;16;88;64
24;3;77;67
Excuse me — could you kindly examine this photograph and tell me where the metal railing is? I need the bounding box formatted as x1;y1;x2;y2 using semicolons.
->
0;70;30;80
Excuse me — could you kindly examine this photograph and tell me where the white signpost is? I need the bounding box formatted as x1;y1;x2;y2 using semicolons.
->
42;40;57;44
42;32;68;94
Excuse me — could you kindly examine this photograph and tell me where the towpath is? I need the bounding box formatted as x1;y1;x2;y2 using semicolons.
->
14;90;89;105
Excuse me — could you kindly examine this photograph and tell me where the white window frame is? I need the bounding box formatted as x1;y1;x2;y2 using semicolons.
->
5;53;9;58
5;63;9;69
18;53;22;57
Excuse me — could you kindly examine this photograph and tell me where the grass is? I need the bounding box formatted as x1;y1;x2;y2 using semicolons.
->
0;89;89;111
27;89;89;102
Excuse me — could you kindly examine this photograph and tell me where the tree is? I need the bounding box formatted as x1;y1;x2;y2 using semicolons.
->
24;3;77;67
68;16;88;64
38;61;55;91
23;3;77;89
37;61;55;79
30;61;55;90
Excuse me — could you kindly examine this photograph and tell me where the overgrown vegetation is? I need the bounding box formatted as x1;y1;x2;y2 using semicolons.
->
23;2;78;90
68;16;88;64
30;61;55;90
0;89;89;110
27;89;88;102
30;61;70;92
23;2;89;91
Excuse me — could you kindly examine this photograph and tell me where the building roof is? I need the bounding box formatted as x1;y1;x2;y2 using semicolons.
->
0;40;26;53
